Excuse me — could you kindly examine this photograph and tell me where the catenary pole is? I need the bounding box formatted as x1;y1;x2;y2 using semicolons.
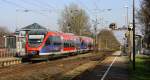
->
132;0;136;70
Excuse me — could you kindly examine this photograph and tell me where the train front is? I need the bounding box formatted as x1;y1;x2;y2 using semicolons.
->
26;30;47;60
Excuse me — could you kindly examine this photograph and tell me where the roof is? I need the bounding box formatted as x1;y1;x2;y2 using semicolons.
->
20;23;47;31
47;32;59;36
28;30;48;35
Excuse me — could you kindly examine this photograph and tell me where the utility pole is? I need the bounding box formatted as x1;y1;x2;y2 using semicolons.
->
92;18;99;52
132;0;136;70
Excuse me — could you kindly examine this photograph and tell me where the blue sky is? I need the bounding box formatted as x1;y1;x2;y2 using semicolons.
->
0;0;141;32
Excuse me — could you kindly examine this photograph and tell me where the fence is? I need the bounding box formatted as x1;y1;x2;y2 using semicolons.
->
0;37;5;48
0;49;16;58
0;36;21;67
0;36;17;58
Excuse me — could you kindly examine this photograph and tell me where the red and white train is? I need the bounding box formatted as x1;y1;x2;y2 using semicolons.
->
25;30;94;60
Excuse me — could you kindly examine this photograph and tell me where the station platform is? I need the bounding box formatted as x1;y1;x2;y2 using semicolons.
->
0;57;22;67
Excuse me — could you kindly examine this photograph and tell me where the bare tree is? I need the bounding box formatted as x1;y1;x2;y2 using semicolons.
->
58;3;91;36
138;0;150;48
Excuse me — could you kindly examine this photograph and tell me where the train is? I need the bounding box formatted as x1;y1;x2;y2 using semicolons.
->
24;30;94;60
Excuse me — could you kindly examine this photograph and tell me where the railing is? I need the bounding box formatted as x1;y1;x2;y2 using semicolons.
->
0;48;16;58
0;36;22;67
0;36;17;58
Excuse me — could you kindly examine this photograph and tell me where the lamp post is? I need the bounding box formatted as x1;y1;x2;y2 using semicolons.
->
132;0;136;70
128;23;133;61
124;5;129;27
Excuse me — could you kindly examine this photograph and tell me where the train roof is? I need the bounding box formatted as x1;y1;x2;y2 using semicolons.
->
59;33;77;40
28;30;47;35
47;32;60;36
79;36;93;42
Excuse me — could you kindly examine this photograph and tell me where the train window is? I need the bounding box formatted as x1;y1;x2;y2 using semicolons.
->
63;42;65;47
28;35;44;44
69;42;71;47
53;42;61;46
69;40;72;47
70;41;75;47
51;36;61;42
46;36;61;45
81;41;84;45
45;37;51;45
67;41;70;47
63;40;71;47
67;41;69;47
63;41;67;47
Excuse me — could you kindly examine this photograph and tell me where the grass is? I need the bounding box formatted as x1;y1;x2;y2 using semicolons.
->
129;55;150;80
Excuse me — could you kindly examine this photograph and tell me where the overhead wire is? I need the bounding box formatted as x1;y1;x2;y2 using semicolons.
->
21;0;50;11
1;0;48;17
76;0;91;13
33;0;58;13
35;0;62;13
35;0;55;10
76;0;104;19
2;0;27;9
20;0;58;16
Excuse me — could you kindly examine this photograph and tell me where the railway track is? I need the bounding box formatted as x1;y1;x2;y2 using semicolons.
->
0;51;112;67
22;51;97;62
0;51;92;68
0;51;113;80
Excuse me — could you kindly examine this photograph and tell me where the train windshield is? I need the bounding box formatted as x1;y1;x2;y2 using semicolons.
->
45;36;61;45
28;35;45;47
